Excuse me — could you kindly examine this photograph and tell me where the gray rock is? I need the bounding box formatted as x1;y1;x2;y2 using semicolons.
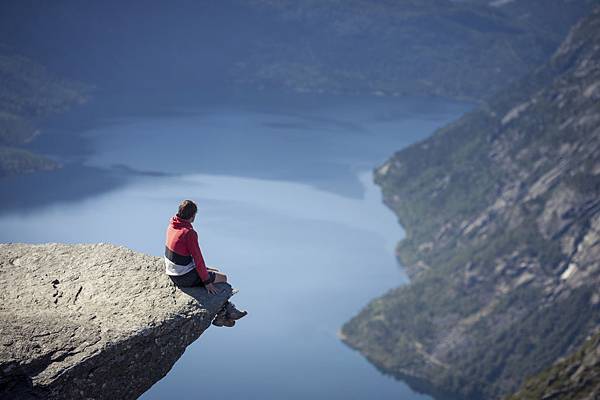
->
508;332;600;399
0;242;234;399
342;6;600;399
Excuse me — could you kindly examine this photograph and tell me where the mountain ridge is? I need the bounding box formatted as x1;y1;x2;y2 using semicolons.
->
341;6;600;399
235;0;595;101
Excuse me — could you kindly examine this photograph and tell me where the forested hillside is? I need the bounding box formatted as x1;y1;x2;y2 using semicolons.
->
0;51;86;176
341;6;600;399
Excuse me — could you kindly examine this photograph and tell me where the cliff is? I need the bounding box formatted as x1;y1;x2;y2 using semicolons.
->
341;6;600;400
508;331;600;400
0;243;233;399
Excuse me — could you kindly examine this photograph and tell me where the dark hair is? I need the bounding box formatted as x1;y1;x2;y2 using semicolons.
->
177;199;197;220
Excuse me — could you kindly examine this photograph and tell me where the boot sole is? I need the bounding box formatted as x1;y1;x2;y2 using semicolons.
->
228;311;248;321
212;319;236;327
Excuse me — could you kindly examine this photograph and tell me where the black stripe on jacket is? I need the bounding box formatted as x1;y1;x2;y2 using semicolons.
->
165;246;193;266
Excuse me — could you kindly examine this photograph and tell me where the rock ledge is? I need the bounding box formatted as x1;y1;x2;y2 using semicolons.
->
0;242;233;399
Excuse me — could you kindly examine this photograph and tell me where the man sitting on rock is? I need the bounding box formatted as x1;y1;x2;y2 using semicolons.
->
165;199;247;327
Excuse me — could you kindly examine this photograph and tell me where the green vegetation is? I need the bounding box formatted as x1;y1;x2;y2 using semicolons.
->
0;52;88;177
239;0;595;101
0;111;35;147
341;7;600;400
507;332;600;400
0;146;59;176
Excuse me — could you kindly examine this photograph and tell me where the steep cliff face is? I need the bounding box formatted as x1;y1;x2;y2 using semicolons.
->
0;243;233;399
508;331;600;400
341;7;600;400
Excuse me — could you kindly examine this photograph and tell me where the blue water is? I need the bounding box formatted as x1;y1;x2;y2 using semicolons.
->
0;92;469;399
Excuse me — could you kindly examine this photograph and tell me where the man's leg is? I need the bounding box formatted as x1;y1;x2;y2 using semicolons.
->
213;272;227;283
211;271;246;322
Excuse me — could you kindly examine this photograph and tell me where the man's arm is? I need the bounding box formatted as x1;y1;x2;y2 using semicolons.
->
187;229;210;283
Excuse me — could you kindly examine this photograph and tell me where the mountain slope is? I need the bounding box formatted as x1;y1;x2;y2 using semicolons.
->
0;51;87;176
0;1;592;107
235;0;595;100
341;6;600;400
507;331;600;400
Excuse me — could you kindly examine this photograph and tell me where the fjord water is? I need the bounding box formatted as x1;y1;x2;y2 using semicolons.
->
0;92;469;399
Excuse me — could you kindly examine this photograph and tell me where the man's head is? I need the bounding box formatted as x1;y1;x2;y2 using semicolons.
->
177;199;197;222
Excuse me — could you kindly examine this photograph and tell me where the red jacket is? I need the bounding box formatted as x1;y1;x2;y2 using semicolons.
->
165;215;210;282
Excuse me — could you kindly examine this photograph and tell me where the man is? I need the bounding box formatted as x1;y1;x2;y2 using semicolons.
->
165;199;247;327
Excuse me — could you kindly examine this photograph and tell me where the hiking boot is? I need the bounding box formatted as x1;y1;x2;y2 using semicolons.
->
225;301;248;320
212;311;236;327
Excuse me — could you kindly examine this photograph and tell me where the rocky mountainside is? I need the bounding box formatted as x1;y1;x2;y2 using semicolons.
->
0;243;233;399
1;1;593;103
341;6;600;400
0;50;87;177
508;331;600;400
235;0;595;100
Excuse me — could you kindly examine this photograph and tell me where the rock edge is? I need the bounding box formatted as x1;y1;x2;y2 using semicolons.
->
0;242;233;399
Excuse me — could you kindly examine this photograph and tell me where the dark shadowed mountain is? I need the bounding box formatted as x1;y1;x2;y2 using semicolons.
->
0;0;595;98
233;0;596;100
0;51;87;176
0;0;594;176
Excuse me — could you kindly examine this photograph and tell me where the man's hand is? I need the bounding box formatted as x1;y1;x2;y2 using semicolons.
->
205;282;219;295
